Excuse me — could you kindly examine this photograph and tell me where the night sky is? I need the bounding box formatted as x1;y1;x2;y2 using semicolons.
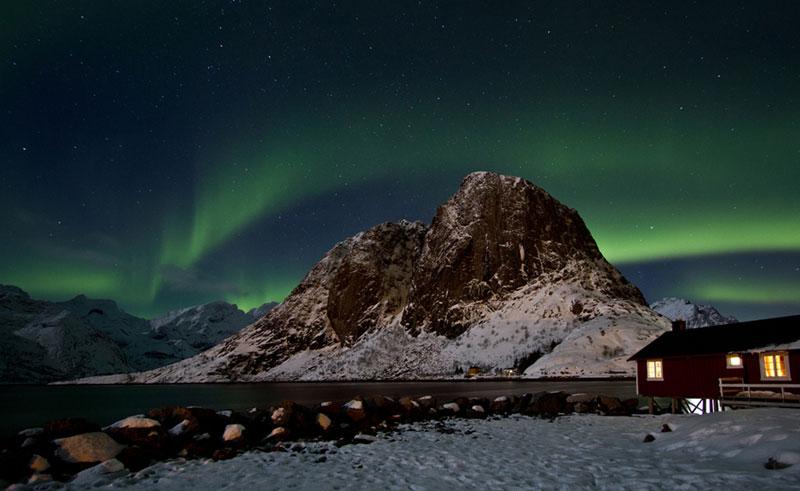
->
2;1;799;319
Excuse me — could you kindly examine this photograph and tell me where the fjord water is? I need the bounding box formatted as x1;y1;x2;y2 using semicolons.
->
0;380;634;437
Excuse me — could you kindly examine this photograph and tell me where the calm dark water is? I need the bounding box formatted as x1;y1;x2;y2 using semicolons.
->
0;380;634;437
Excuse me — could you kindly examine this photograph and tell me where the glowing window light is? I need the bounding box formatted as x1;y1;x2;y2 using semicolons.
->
762;353;788;378
726;354;742;368
646;360;663;380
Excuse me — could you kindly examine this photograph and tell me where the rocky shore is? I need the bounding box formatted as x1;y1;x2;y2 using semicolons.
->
0;391;638;487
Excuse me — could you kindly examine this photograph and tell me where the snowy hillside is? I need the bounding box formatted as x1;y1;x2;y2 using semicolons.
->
0;286;257;383
149;301;258;356
651;297;737;328
92;172;671;383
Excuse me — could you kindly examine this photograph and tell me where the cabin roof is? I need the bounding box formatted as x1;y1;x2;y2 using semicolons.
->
628;315;800;360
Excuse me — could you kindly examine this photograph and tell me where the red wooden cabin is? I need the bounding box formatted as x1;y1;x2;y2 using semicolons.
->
629;315;800;408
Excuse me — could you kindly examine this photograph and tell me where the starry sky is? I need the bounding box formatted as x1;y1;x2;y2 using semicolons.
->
1;1;799;320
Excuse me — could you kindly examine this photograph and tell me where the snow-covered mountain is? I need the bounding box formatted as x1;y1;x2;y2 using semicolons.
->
0;286;258;383
149;301;261;356
97;172;670;383
650;297;738;328
247;302;278;319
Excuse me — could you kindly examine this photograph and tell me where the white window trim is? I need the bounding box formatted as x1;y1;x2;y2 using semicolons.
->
759;351;791;381
646;359;663;381
726;353;743;369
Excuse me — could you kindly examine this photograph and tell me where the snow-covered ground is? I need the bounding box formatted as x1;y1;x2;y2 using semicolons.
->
43;408;800;490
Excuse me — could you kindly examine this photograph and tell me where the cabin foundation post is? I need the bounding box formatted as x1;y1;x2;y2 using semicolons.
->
648;397;655;415
671;398;678;414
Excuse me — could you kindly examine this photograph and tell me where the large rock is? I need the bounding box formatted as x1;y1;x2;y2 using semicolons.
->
222;424;245;443
109;416;160;430
528;392;569;417
53;432;125;464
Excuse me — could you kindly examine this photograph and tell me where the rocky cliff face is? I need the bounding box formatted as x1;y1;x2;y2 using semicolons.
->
404;172;645;337
103;172;667;384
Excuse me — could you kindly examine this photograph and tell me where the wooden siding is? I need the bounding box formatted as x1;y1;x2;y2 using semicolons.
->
636;350;800;399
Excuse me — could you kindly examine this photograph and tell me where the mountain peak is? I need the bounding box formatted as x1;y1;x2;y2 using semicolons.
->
650;297;738;328
403;171;645;337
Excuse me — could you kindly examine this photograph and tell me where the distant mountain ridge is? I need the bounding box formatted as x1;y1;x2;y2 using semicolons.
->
650;297;738;328
0;285;272;383
91;172;673;383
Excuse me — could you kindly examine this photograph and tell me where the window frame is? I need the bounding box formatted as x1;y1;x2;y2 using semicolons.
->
646;359;663;381
759;351;791;381
726;353;743;369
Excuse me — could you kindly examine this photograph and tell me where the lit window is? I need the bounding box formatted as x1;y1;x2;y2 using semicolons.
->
761;352;790;379
726;354;742;368
646;360;663;381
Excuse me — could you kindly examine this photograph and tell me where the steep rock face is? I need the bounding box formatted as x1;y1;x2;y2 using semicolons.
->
174;220;428;380
97;172;664;383
327;221;426;344
650;297;738;328
404;172;645;337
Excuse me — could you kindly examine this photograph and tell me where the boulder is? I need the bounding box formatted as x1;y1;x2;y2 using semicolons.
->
116;445;151;472
467;405;486;418
109;416;161;430
44;418;101;439
566;393;596;404
317;401;341;418
266;427;289;442
344;399;366;422
398;397;422;419
104;425;169;460
271;405;291;427
416;395;437;411
643;434;655;443
440;402;461;416
516;393;533;413
28;455;50;473
529;392;568;417
222;424;246;443
147;406;221;435
370;395;400;416
316;413;333;433
168;419;196;436
598;396;627;415
490;396;512;414
54;432;125;464
660;424;672;433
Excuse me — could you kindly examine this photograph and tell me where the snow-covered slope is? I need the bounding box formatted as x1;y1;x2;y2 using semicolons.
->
149;301;257;356
0;285;257;383
247;302;278;319
103;172;670;383
650;297;737;328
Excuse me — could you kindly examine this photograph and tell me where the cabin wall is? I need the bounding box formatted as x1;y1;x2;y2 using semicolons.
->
636;349;800;399
636;355;727;399
742;350;800;385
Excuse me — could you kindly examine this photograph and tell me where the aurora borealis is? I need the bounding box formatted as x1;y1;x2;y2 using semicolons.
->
1;2;798;319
